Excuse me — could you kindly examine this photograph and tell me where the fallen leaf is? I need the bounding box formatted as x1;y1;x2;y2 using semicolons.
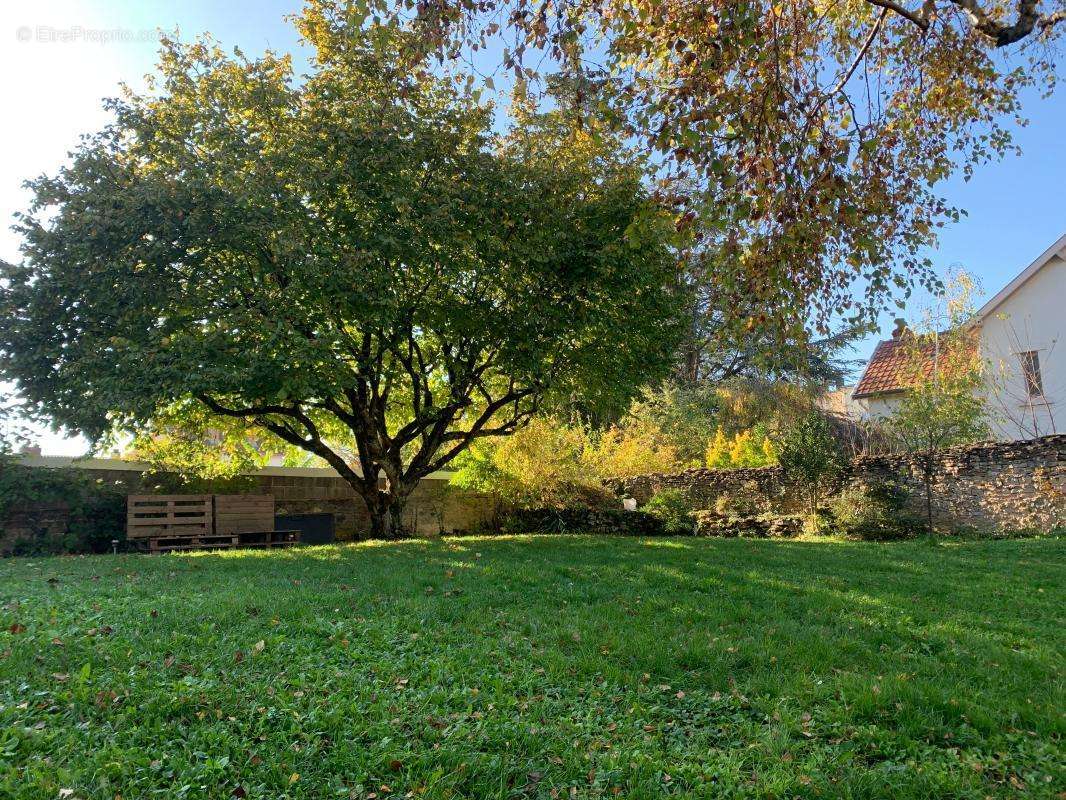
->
52;673;69;682
253;640;266;654
289;773;300;784
9;623;26;634
234;651;244;663
389;759;403;771
150;610;158;618
232;787;247;798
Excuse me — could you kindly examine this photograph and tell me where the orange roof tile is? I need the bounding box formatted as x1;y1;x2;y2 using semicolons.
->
852;332;968;399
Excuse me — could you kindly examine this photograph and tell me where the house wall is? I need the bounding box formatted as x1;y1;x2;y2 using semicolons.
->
850;393;903;422
978;252;1065;441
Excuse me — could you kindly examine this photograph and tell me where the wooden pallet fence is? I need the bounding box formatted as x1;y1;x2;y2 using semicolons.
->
214;494;275;535
127;495;213;539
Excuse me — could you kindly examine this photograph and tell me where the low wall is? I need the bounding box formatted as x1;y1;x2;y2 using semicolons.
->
608;435;1066;533
3;457;493;544
247;471;491;538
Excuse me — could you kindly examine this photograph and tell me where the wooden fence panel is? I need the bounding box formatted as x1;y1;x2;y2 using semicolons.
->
127;495;213;539
214;494;275;535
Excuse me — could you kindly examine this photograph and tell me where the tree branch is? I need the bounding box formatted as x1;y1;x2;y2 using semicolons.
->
862;0;930;31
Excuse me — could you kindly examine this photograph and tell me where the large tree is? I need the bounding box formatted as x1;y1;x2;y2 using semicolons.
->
0;27;684;537
355;0;1062;344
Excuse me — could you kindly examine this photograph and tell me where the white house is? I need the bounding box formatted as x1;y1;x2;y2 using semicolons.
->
852;232;1065;441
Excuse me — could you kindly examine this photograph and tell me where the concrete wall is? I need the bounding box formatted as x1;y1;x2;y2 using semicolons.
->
247;470;493;538
609;435;1066;533
5;457;494;541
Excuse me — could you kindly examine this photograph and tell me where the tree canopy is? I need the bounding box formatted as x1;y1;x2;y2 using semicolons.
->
0;25;684;536
351;0;1062;346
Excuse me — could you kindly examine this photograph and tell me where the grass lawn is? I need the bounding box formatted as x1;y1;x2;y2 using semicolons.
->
1;536;1063;799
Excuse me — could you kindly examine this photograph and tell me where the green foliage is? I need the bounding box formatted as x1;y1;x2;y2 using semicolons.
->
0;461;125;555
0;398;28;455
127;401;272;489
642;488;694;533
623;383;718;464
1;537;1063;797
452;418;603;510
829;483;925;541
0;22;684;538
586;418;684;478
777;412;847;518
885;273;991;531
453;414;687;509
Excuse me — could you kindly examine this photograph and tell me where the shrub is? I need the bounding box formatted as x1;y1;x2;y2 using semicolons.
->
642;489;693;534
829;482;924;541
777;411;846;519
453;418;599;510
588;418;683;478
705;425;777;469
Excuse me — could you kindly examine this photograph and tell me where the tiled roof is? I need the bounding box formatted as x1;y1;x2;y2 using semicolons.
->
851;335;941;399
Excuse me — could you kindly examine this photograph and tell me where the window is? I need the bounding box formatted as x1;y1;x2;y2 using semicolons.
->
1019;351;1044;398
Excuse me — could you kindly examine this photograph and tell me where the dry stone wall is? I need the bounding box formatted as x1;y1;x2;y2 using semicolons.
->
608;435;1066;533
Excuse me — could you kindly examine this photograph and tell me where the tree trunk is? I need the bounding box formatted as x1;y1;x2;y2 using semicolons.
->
923;460;934;536
366;485;414;540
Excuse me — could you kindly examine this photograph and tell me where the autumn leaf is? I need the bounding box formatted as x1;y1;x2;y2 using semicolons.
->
8;623;26;634
252;640;265;654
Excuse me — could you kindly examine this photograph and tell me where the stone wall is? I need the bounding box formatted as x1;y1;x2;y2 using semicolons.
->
608;435;1066;533
850;436;1065;532
608;465;800;514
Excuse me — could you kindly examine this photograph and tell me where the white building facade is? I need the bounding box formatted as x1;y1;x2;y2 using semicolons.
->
851;233;1065;441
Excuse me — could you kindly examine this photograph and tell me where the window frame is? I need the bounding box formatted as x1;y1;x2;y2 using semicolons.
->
1018;350;1045;399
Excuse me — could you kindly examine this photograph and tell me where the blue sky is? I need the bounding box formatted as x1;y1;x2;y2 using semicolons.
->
1;0;1063;454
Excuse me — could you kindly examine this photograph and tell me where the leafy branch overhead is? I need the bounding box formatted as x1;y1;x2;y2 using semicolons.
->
0;26;685;537
354;0;1062;343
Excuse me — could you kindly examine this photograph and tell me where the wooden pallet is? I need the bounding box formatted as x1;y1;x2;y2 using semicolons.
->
215;494;275;535
128;495;213;539
147;530;300;554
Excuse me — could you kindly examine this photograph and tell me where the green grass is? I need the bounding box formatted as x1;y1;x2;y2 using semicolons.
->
1;536;1063;799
